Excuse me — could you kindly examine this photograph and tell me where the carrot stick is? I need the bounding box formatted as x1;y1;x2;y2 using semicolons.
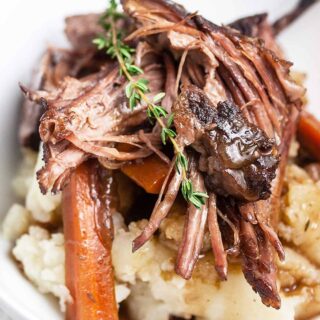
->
121;154;170;194
298;111;320;161
63;162;118;320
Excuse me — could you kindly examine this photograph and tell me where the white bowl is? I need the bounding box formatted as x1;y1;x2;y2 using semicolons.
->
0;1;319;319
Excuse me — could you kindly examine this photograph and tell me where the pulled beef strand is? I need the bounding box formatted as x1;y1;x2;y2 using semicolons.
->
22;43;166;194
37;142;89;194
172;86;284;304
162;52;177;112
132;159;182;251
238;110;299;309
19;48;98;150
228;13;282;56
217;198;241;257
207;193;227;280
240;221;281;309
131;83;283;303
175;155;208;279
229;2;306;239
122;0;304;136
121;0;304;308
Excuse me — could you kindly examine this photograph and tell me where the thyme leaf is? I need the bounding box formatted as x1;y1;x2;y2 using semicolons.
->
94;0;208;208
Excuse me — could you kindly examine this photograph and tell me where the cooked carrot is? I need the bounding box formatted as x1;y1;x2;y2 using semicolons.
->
63;162;118;320
298;111;320;161
121;154;170;194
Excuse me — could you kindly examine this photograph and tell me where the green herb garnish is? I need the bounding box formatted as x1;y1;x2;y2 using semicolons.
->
94;0;208;208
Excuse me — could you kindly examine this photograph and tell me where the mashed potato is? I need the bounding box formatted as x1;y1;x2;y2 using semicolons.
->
4;149;320;319
9;147;61;224
112;214;301;320
278;247;320;319
11;148;37;199
2;204;31;240
12;226;71;311
12;224;130;312
279;165;320;266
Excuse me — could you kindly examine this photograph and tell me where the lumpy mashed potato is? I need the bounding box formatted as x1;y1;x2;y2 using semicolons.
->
112;214;301;320
3;150;320;319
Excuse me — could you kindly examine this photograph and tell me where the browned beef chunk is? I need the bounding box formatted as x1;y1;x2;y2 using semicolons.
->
173;85;278;201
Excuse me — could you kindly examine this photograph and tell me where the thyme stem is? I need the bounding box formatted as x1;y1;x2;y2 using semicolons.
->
94;0;208;208
108;11;186;177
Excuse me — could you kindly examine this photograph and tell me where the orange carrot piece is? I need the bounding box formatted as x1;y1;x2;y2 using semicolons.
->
121;155;170;194
63;162;118;320
298;111;320;161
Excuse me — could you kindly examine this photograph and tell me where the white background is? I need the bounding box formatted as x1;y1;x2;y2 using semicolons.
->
0;0;319;319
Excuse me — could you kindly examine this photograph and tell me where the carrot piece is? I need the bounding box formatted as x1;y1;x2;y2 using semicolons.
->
62;162;118;320
121;155;170;194
298;111;320;161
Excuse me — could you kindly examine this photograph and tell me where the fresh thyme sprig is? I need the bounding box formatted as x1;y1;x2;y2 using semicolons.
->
181;179;208;209
94;0;208;209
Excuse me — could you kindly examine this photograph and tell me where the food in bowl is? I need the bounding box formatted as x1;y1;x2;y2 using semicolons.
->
3;0;320;319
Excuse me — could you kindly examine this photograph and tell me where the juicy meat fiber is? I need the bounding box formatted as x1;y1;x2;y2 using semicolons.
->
121;0;304;309
22;43;166;194
173;85;279;201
